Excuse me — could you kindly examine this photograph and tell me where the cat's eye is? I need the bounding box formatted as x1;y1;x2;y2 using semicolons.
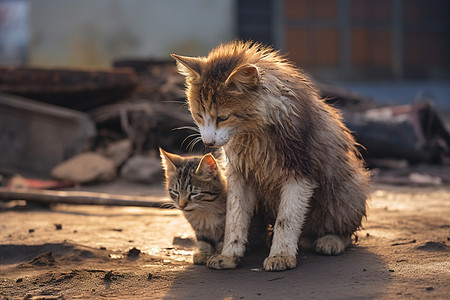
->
217;115;230;123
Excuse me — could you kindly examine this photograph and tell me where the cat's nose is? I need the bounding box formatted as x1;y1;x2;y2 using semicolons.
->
203;141;215;147
178;201;187;209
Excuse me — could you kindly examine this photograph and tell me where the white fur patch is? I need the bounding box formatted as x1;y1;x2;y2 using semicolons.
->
269;177;316;257
221;170;256;259
199;114;216;145
199;113;233;146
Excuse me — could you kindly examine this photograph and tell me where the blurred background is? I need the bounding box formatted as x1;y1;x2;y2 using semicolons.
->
1;0;449;185
1;0;449;104
2;0;449;89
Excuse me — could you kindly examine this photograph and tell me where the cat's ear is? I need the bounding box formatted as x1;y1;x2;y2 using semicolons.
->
171;54;203;78
225;64;259;92
195;153;218;177
159;148;182;175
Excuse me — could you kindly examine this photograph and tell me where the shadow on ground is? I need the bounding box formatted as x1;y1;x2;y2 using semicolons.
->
163;246;389;299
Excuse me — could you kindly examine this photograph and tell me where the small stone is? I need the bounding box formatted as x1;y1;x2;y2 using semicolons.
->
55;224;62;230
97;139;132;167
147;273;153;280
172;236;195;248
120;155;163;184
251;268;264;272
51;152;116;183
28;229;34;233
16;278;23;283
426;287;434;292
127;247;141;257
389;269;395;272
362;268;367;271
103;270;114;281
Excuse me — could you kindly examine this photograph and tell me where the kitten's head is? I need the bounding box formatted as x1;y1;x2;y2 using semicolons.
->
159;148;226;212
172;41;272;147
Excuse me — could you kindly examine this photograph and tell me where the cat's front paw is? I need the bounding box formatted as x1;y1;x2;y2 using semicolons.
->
263;253;297;271
313;234;346;255
206;254;237;270
193;252;212;265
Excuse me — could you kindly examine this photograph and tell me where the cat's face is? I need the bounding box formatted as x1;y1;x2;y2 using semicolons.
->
172;51;263;147
160;149;226;211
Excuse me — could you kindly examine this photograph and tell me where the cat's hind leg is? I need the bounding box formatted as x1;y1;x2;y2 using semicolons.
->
313;234;351;255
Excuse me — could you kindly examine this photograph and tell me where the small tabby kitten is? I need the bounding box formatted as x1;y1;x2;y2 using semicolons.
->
159;148;227;264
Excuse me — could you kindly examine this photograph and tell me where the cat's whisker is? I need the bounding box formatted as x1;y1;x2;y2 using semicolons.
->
161;100;189;110
233;140;251;150
162;100;186;104
172;126;200;133
181;133;201;149
187;136;203;152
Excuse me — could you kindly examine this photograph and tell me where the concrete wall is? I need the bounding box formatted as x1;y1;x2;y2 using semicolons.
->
30;0;236;68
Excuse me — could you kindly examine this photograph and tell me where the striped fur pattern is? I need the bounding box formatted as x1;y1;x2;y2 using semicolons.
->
172;41;371;271
160;149;227;265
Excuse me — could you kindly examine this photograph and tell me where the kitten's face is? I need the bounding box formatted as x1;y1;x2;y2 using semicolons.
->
160;149;226;212
172;54;262;147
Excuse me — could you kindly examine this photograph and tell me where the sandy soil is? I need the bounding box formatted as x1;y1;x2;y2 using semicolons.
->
0;182;449;299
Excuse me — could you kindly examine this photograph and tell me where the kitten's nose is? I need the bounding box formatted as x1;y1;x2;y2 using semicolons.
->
178;200;187;209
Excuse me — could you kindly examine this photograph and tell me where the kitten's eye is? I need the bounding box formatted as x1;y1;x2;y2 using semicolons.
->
169;189;179;200
217;115;230;123
189;192;202;200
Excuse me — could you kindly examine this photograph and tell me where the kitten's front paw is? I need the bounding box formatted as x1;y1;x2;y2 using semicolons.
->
206;254;237;270
263;253;297;271
193;252;211;265
313;234;346;255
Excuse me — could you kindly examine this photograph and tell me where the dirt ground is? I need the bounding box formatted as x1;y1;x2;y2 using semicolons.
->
0;181;449;300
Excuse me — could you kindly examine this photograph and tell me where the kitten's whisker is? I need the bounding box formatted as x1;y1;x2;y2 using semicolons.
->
160;202;176;209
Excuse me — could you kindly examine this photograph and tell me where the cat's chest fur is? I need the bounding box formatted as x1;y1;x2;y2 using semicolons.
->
225;136;288;190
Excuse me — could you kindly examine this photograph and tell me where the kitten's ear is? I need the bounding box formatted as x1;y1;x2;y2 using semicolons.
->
195;153;218;176
159;148;181;175
171;54;202;78
225;64;259;92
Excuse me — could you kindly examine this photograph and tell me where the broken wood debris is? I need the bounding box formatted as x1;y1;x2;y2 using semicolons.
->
0;187;170;208
0;66;138;111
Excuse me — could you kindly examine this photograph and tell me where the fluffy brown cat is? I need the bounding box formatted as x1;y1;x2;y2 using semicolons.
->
172;41;370;271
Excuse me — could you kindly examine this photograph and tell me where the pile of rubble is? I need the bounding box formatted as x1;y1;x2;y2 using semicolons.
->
0;61;198;186
1;61;449;187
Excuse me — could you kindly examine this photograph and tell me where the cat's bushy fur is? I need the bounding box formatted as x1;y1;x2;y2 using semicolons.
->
172;41;371;271
160;148;227;264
